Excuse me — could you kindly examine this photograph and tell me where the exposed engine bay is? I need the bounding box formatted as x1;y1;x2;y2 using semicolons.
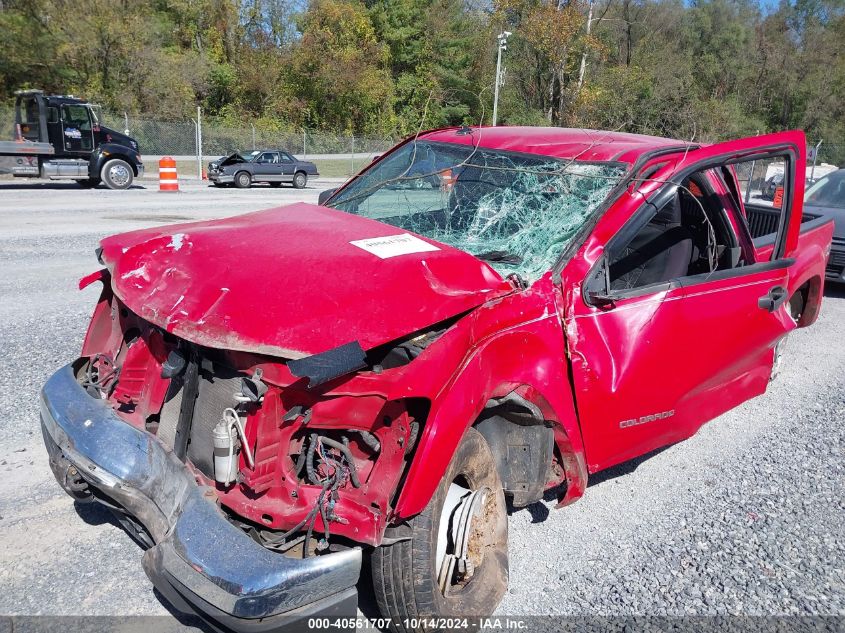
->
78;282;438;555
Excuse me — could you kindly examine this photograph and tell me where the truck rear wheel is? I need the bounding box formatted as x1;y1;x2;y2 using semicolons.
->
371;428;508;632
101;159;133;190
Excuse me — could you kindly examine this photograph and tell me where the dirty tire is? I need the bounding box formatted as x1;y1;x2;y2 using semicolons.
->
371;427;508;632
234;171;251;188
293;171;307;189
77;178;100;188
100;159;133;190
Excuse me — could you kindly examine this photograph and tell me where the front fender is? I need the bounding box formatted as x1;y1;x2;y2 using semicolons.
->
90;143;143;178
392;278;587;519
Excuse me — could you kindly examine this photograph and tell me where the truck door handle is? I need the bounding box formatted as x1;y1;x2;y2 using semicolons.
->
758;286;787;312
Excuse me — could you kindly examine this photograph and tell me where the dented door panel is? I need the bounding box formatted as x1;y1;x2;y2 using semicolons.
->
562;131;807;473
567;263;794;473
565;282;688;471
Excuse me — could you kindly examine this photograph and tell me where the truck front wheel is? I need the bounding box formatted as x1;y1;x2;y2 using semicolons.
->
100;159;134;190
371;427;508;631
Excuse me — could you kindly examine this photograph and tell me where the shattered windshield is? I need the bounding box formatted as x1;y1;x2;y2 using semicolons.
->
328;140;626;280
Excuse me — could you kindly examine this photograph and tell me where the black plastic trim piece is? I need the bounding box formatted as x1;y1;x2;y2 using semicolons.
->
586;260;795;306
675;258;794;288
607;280;677;301
173;351;199;460
288;341;367;389
753;214;833;249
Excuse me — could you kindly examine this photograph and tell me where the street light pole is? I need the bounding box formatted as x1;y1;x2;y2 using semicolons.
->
492;31;511;126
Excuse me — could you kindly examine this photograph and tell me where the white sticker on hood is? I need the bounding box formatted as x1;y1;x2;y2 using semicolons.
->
350;233;440;259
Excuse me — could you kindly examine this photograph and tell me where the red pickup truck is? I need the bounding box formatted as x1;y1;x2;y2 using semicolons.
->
41;127;833;632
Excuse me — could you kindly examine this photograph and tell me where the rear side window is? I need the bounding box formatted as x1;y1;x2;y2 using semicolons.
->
732;156;790;256
22;98;40;124
62;104;92;130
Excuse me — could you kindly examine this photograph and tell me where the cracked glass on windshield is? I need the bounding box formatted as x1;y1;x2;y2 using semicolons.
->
328;140;627;280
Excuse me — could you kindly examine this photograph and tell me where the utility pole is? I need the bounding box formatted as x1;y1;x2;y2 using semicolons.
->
810;140;822;182
492;31;511;126
196;106;203;180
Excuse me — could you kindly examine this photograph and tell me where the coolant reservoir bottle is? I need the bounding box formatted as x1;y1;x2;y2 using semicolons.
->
212;420;237;485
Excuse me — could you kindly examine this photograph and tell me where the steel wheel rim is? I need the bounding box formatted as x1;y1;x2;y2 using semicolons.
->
435;482;493;595
109;164;130;187
771;335;789;380
295;173;305;187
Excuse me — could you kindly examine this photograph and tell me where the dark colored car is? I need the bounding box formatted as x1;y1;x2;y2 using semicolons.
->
804;167;845;282
761;172;784;200
207;150;319;189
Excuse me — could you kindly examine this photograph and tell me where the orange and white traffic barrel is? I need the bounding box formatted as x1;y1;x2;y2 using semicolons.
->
159;157;179;192
440;168;456;192
773;186;784;209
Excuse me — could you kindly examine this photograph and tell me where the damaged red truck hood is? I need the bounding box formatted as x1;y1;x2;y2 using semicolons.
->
99;203;511;359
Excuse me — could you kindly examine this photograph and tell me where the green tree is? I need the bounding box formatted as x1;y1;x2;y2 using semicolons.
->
289;0;395;134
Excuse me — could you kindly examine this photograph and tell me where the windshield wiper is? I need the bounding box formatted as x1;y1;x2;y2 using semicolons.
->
475;250;523;264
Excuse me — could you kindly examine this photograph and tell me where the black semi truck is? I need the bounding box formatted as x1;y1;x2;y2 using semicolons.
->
0;90;144;189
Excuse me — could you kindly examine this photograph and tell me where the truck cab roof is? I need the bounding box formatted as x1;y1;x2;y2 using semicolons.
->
419;126;694;165
15;89;92;107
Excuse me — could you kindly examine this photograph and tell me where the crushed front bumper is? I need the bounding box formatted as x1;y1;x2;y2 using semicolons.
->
40;364;361;632
208;172;234;184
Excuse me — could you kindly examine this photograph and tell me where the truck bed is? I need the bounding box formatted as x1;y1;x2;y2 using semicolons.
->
0;140;54;155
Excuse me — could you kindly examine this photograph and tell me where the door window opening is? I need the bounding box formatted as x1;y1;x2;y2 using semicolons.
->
608;171;742;291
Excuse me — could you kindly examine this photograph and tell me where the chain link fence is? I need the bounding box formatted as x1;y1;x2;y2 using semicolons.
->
0;105;14;140
98;111;398;161
0;104;399;177
809;143;844;180
2;103;842;176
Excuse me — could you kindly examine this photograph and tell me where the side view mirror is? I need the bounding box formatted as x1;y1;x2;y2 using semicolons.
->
587;292;616;308
318;188;338;206
583;254;616;308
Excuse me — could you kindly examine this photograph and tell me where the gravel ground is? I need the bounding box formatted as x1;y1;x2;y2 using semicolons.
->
0;179;842;630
